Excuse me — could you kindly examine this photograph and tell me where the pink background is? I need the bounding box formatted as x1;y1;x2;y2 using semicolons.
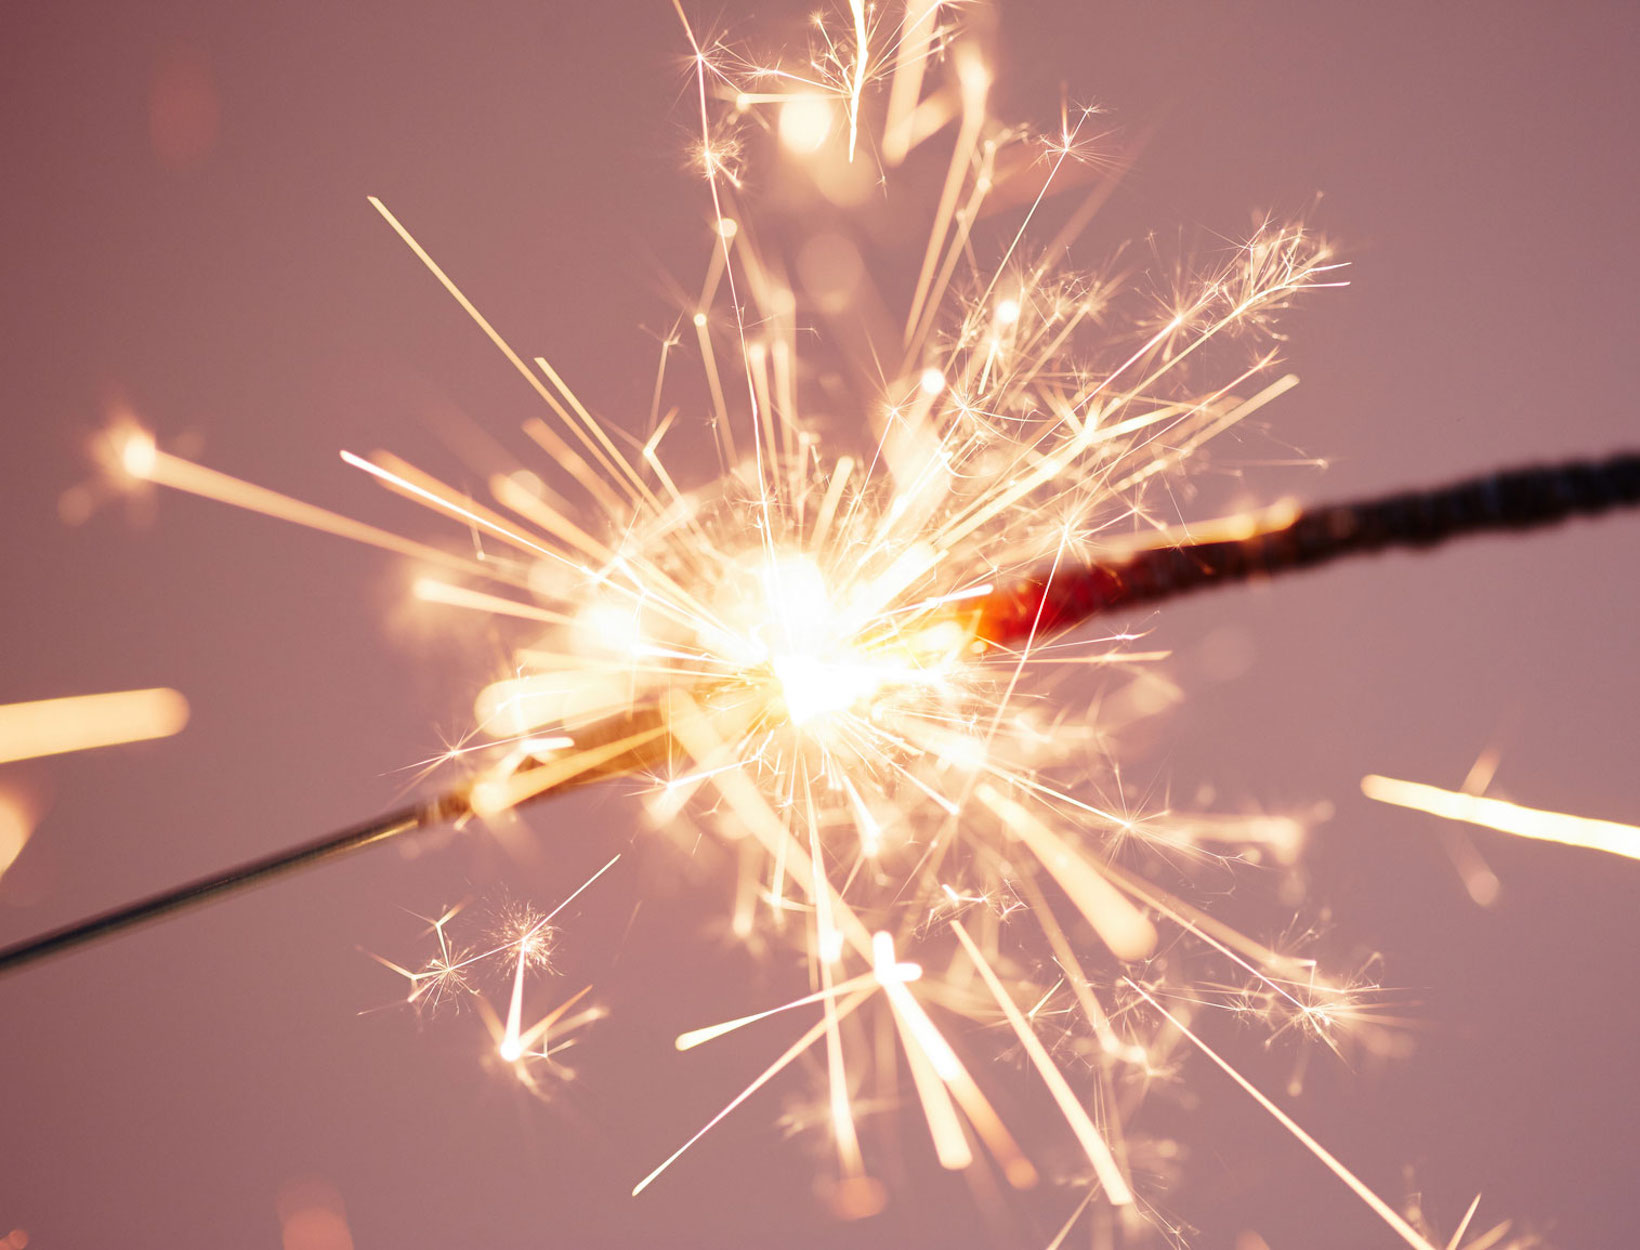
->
3;3;1638;1246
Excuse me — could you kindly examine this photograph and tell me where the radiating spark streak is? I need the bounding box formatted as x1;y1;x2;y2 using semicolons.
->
903;43;988;344
1030;140;1139;283
532;355;666;514
844;0;868;161
1006;650;1171;667
675;974;885;1051
925;344;1212;555
1444;1194;1484;1250
381;452;587;565
903;142;997;364
838;772;883;858
862;581;994;628
0;689;190;765
367;197;648;510
951;921;1132;1203
499;915;550;1062
805;767;866;1180
1112;372;1301;496
517;417;628;518
128;441;490;579
1128;979;1438;1250
633;986;876;1196
964;113;1092;336
1010;866;1134;1115
690;311;739;465
1438;750;1505;907
876;930;1038;1187
1454;1217;1518;1250
1043;1189;1100;1250
666;692;875;958
673;2;760;434
340;451;566;566
0;790;37;882
662;756;753;794
929;536;1074;882
1094;853;1314;981
498;855;620;1060
1363;774;1640;863
485;473;612;565
637;412;711;536
871;931;972;1172
976;782;1157;961
505;984;596;1060
541;853;624;925
647;330;679;435
881;0;941;166
468;721;672;816
413;579;575;627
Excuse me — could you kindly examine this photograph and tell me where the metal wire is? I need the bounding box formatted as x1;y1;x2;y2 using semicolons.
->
976;452;1640;647
0;795;459;975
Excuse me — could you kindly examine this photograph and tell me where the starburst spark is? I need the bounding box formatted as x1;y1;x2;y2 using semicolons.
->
88;2;1507;1243
370;854;620;1097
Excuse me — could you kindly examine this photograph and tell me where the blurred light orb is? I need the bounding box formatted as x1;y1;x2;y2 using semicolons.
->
778;94;834;155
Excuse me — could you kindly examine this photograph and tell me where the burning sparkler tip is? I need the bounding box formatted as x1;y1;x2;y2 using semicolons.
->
120;429;157;480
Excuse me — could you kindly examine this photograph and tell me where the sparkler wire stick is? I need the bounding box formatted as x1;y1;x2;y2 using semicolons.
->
0;698;678;977
978;452;1640;646
2;453;1635;978
0;793;466;976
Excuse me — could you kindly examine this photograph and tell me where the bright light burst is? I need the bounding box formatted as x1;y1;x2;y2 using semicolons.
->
95;2;1546;1245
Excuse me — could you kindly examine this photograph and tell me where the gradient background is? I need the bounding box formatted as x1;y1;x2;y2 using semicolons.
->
4;2;1639;1246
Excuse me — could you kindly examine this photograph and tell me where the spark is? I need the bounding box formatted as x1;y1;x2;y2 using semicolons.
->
373;857;620;1097
1127;978;1439;1250
0;688;190;765
0;789;36;883
1363;774;1640;864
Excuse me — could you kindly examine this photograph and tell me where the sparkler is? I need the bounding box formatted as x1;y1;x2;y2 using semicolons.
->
3;2;1630;1244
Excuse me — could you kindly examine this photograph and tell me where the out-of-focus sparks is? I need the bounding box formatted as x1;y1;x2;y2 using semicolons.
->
0;688;189;765
275;1178;354;1250
778;94;834;154
1363;774;1640;864
0;788;37;883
